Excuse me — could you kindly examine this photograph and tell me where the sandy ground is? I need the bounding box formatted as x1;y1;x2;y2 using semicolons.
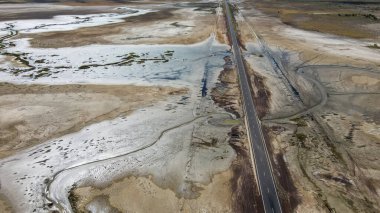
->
250;0;380;40
237;0;380;212
74;170;233;212
1;0;378;212
15;4;220;47
238;8;380;68
0;3;121;22
0;83;184;159
0;195;11;213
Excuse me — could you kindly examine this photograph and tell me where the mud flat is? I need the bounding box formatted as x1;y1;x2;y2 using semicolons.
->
0;83;184;159
0;1;259;212
249;0;380;40
12;3;220;47
74;170;233;212
0;37;236;212
0;3;126;22
65;53;261;213
237;0;380;212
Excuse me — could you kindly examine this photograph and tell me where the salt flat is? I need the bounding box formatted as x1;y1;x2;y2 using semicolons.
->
0;2;246;212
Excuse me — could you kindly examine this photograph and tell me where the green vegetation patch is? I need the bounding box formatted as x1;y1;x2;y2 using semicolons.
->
367;43;380;49
11;69;31;76
79;65;91;69
290;117;308;127
338;13;378;21
78;50;175;70
296;133;307;142
33;68;51;79
122;52;140;61
35;59;46;63
68;184;80;213
3;52;32;67
188;2;218;14
223;119;241;125
164;50;174;57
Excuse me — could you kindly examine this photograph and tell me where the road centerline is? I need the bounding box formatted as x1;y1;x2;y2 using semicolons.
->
222;1;283;212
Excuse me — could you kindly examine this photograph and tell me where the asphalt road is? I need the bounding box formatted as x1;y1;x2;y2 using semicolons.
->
223;1;283;212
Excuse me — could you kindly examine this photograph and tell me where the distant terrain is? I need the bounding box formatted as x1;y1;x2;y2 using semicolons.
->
0;0;379;213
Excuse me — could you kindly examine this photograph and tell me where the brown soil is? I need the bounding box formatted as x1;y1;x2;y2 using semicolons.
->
0;195;12;213
262;126;301;213
250;0;380;40
216;7;229;44
24;9;173;48
211;56;242;118
74;171;234;213
211;56;263;212
229;126;264;213
245;62;271;119
0;83;186;159
23;6;216;48
244;61;300;212
0;8;114;22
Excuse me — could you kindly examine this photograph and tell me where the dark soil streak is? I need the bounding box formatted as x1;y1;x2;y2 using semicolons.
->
242;53;299;212
262;126;300;213
211;55;261;212
222;3;299;211
211;56;241;118
224;2;246;51
229;126;264;213
122;9;174;24
250;68;271;119
275;153;301;211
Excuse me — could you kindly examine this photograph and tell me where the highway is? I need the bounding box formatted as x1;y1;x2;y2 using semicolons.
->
223;0;283;212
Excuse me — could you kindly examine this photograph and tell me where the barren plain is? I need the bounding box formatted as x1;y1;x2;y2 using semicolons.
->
235;0;380;212
0;1;260;213
0;0;379;213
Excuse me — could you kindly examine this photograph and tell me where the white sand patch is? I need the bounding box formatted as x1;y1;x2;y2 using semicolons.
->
0;31;7;38
0;97;191;212
122;20;195;39
0;3;71;11
0;36;234;212
0;7;151;34
0;36;228;88
279;27;380;63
